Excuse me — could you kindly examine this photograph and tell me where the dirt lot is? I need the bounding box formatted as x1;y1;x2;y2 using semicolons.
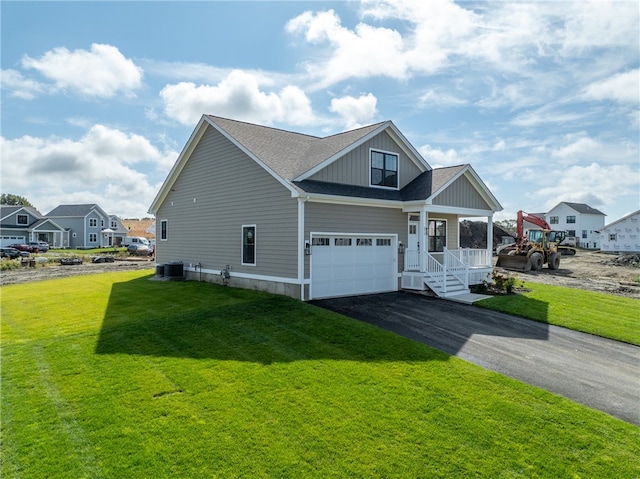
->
494;251;640;299
2;251;639;299
0;257;154;286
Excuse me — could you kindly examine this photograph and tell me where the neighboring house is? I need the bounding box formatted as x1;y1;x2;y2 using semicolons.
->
0;205;67;248
599;210;640;254
545;202;606;249
46;204;127;249
122;218;156;241
149;115;502;301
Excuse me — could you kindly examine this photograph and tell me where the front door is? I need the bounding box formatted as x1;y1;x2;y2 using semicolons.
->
408;220;419;251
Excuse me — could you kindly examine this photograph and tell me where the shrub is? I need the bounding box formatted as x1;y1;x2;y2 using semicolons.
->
1;259;20;271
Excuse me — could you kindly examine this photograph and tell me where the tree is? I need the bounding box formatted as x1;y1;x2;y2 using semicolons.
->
0;194;33;207
495;219;516;235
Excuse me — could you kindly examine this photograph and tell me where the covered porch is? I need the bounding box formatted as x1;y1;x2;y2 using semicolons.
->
400;207;495;298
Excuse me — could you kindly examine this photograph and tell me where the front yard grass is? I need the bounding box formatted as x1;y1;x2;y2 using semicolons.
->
477;282;640;346
2;271;639;478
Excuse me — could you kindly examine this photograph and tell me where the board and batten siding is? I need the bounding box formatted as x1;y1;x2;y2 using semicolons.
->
155;125;299;279
431;175;491;210
308;131;423;189
304;202;407;278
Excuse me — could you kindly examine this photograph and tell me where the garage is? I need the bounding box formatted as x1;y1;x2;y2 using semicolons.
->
1;236;26;247
310;233;397;299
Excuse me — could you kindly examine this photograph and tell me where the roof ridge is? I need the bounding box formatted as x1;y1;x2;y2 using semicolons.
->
206;115;320;140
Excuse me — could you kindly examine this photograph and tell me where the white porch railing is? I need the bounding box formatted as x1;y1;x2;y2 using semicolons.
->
443;248;468;289
404;247;491;271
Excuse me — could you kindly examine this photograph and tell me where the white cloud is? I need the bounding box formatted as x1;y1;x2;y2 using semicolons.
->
287;9;409;88
329;93;378;129
1;69;47;99
21;43;143;97
533;163;639;212
160;70;316;126
419;89;467;108
582;69;640;104
0;126;177;217
418;144;463;168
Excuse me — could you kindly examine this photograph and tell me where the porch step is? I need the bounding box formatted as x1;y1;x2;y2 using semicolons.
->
422;273;470;298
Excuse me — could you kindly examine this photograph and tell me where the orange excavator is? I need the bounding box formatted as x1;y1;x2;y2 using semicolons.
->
496;210;565;272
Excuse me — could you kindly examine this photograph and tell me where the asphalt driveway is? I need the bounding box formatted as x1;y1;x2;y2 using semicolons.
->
312;291;640;426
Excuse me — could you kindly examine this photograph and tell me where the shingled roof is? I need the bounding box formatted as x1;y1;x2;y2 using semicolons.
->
558;202;606;216
206;115;387;180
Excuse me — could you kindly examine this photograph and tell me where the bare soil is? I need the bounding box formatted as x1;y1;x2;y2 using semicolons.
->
0;257;155;286
494;251;640;299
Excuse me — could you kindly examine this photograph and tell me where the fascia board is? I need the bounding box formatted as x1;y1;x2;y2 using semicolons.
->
424;204;498;216
0;206;26;222
603;210;640;229
203;117;299;197
294;122;393;181
385;122;431;171
304;192;402;209
428;166;503;212
148;116;211;214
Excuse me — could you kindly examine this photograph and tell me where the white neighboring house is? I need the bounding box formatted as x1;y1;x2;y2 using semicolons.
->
545;202;606;249
599;210;640;254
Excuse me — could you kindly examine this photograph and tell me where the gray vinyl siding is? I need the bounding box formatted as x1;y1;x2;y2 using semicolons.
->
156;125;298;279
432;175;491;210
48;217;85;247
304;202;407;277
309;131;423;189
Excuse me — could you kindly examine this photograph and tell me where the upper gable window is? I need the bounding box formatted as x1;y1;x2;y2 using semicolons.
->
370;150;398;188
17;214;28;225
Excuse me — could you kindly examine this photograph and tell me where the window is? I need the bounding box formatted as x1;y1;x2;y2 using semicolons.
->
566;230;576;237
242;225;256;265
89;218;98;227
89;233;97;243
582;230;588;239
160;220;168;241
609;233;617;241
334;238;352;246
17;214;28;225
428;220;447;252
101;219;105;227
312;237;329;246
370;150;398;188
549;216;559;224
111;220;117;229
376;238;391;246
566;215;576;224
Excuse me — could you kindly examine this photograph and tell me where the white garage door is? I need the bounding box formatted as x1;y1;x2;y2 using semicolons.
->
1;236;26;247
310;234;397;299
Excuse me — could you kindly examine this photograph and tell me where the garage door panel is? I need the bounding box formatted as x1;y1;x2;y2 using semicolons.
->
311;234;396;299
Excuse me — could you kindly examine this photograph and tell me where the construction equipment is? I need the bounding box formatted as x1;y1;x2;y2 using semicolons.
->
496;210;565;272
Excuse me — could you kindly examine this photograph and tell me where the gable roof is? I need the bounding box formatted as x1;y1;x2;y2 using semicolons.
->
46;204;108;218
550;202;606;216
602;210;640;230
149;115;499;214
0;205;44;222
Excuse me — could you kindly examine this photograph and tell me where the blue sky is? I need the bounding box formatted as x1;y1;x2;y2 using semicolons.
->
2;0;638;222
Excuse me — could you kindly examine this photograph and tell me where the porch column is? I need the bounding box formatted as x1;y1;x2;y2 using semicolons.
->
419;208;428;271
487;214;494;262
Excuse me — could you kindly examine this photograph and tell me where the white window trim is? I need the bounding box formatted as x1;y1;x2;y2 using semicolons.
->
89;233;98;243
369;148;400;190
160;219;168;241
241;224;256;266
427;218;447;253
89;218;98;228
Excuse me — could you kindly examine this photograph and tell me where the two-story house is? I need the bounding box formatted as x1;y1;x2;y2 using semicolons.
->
46;204;128;249
545;202;606;249
599;210;640;254
0;205;67;248
149;115;502;301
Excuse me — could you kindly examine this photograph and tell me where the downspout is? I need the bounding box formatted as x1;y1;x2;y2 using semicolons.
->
297;196;309;301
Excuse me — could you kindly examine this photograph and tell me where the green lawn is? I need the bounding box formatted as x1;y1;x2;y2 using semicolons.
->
2;271;638;478
477;282;640;346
